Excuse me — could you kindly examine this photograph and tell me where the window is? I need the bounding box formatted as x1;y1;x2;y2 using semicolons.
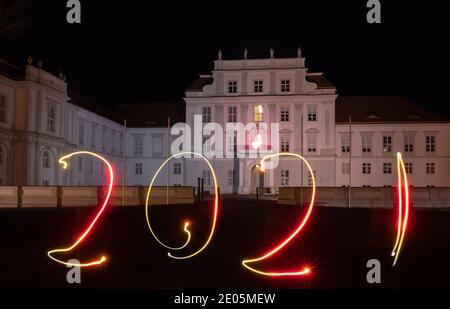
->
341;133;350;153
90;158;94;173
280;106;290;122
307;170;316;186
254;80;263;93
133;135;144;156
281;170;289;186
78;122;85;145
307;135;317;153
173;162;182;175
42;180;49;186
111;131;116;154
342;163;350;175
42;151;50;168
362;134;372;153
253;105;263;122
383;162;392;174
47;105;55;132
280;135;290;152
426;162;435;174
227;170;236;186
228;81;237;93
405;162;413;174
404;135;414;152
102;127;107;151
382;135;392;153
0;95;5;122
426;135;436;153
227;134;237;154
135;163;143;175
202;107;211;123
362;163;371;174
152;136;163;155
203;136;212;154
91;125;97;148
281;80;290;92
78;157;83;172
307;105;317;121
203;170;211;186
228;106;237;123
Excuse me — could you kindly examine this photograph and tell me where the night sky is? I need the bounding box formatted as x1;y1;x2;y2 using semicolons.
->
1;0;449;117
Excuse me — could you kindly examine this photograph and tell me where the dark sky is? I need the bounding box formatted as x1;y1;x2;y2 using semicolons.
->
1;0;449;116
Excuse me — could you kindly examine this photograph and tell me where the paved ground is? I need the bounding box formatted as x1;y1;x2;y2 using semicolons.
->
1;199;450;288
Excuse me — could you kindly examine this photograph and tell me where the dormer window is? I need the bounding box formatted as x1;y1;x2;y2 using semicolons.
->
254;80;263;93
281;80;290;92
228;81;237;93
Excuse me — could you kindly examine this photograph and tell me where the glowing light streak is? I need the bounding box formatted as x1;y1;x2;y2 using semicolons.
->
47;151;114;267
391;152;410;266
145;152;219;259
242;152;315;276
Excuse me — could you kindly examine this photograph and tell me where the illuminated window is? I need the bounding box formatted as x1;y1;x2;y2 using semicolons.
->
382;135;392;153
227;170;236;186
307;135;317;153
203;170;211;186
404;135;414;152
173;162;182;175
362;134;372;153
280;135;290;152
228;106;237;123
91;124;97;148
405;162;413;174
426;135;436;153
133;135;144;156
307;105;317;121
253;105;263;122
383;162;392;174
280;106;290;122
42;151;50;168
362;162;371;174
102;127;107;151
254;80;263;93
78;122;85;145
135;163;143;175
426;162;435;174
47;105;55;132
281;170;289;186
78;157;83;172
0;95;5;122
341;133;350;153
202;107;211;123
281;80;290;92
228;81;237;93
307;170;316;186
342;163;350;174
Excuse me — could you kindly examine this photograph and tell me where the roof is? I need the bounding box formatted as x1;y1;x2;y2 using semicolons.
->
0;58;25;81
335;96;450;124
306;73;335;89
186;75;213;92
114;101;185;127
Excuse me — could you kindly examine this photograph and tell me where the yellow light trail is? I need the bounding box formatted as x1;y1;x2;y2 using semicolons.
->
145;151;219;259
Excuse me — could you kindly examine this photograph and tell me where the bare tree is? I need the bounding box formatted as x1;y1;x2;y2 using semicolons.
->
0;0;34;40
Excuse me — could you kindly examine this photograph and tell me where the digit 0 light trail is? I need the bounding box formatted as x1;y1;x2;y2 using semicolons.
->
47;151;114;267
241;152;315;277
145;151;219;259
391;152;410;267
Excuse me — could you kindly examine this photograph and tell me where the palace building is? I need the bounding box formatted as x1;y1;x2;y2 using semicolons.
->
1;50;450;193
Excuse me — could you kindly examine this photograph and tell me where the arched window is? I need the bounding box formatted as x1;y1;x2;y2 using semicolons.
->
42;151;50;168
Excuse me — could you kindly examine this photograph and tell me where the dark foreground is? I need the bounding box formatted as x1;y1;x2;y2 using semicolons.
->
1;199;450;288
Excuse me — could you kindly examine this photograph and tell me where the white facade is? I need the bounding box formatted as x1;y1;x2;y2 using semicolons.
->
1;52;450;191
